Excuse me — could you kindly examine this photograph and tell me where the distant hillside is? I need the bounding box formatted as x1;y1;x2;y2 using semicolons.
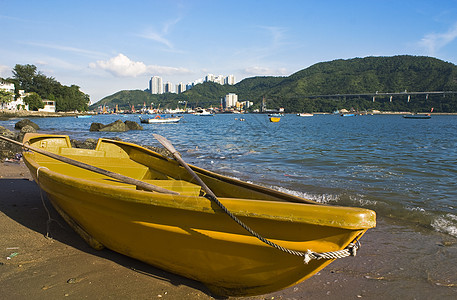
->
91;56;457;113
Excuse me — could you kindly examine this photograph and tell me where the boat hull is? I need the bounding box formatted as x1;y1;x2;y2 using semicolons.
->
22;133;376;296
403;115;431;119
269;117;281;122
140;116;182;123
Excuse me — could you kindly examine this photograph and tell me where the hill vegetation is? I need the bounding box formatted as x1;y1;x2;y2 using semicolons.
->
93;56;457;113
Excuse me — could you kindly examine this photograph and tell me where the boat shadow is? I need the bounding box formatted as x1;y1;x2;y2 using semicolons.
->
0;177;217;298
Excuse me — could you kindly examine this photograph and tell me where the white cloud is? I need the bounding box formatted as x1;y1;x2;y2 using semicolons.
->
138;31;173;49
137;17;182;50
419;22;457;55
21;41;106;58
89;53;192;77
0;65;12;78
243;66;288;76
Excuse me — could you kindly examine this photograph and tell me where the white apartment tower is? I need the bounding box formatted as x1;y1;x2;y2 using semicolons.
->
225;75;235;85
176;82;185;94
164;81;174;93
149;76;163;94
225;93;238;108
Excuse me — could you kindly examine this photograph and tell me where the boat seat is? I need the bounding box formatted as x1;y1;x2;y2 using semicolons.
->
90;178;202;196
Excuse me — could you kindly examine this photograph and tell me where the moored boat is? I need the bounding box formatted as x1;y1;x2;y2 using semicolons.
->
403;114;431;119
194;110;214;116
297;113;313;117
19;133;376;297
269;116;281;122
139;115;182;123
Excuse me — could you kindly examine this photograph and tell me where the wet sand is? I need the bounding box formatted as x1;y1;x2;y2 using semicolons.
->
1;161;456;299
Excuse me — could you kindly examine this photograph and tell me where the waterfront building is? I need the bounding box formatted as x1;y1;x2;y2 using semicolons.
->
241;101;253;108
0;82;30;110
224;93;238;108
38;100;56;112
149;76;163;94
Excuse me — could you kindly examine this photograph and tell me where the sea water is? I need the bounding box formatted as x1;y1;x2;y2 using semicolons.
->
2;113;456;237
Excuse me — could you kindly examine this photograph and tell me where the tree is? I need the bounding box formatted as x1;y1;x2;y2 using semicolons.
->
24;92;44;111
0;89;14;106
12;64;38;92
9;64;90;112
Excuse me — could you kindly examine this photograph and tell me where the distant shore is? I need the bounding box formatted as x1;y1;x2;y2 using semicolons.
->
0;110;94;120
2;109;457;121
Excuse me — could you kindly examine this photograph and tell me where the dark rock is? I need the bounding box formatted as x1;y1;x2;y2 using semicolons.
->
18;125;37;142
90;120;142;132
99;120;127;132
142;145;174;158
89;123;104;132
0;126;18;140
0;126;21;160
125;120;143;131
71;138;98;149
14;119;40;130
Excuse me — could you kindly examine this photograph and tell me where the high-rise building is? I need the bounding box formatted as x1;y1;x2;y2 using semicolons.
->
176;82;185;94
225;75;235;85
205;74;215;83
224;93;238;108
149;76;163;94
164;81;174;93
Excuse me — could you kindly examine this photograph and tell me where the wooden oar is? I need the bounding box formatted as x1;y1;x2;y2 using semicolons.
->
153;134;219;199
0;135;179;195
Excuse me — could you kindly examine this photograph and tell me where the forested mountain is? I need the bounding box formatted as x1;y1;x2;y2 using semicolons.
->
93;56;457;113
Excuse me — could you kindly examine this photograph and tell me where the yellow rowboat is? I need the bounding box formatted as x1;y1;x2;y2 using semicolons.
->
20;133;375;297
269;117;281;122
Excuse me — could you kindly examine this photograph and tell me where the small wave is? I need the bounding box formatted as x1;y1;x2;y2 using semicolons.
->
270;186;342;204
432;214;457;237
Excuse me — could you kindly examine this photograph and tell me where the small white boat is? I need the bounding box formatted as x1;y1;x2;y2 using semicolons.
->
139;115;182;123
297;113;313;117
194;110;214;116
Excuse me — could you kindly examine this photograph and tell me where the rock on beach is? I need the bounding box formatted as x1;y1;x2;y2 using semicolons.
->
1;119;39;160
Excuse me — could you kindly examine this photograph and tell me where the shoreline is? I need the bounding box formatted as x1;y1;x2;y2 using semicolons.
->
2;109;457;121
1;161;456;299
0;110;94;120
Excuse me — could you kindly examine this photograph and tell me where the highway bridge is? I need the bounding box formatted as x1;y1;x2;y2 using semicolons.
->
303;91;457;102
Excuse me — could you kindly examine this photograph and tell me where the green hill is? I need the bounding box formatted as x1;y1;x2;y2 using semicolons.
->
91;56;457;113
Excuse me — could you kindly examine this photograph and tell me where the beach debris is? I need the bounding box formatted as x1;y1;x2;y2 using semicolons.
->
6;252;19;260
67;278;77;284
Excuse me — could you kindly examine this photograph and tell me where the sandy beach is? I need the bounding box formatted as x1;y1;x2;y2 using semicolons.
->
1;161;456;299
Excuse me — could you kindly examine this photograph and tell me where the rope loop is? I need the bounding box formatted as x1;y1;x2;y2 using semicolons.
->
205;194;362;264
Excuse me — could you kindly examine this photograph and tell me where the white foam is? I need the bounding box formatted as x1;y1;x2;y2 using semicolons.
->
432;214;457;237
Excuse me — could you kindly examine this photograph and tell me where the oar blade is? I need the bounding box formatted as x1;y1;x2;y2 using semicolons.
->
153;134;178;154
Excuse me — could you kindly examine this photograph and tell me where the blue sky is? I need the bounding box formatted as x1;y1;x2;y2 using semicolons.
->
1;0;457;103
